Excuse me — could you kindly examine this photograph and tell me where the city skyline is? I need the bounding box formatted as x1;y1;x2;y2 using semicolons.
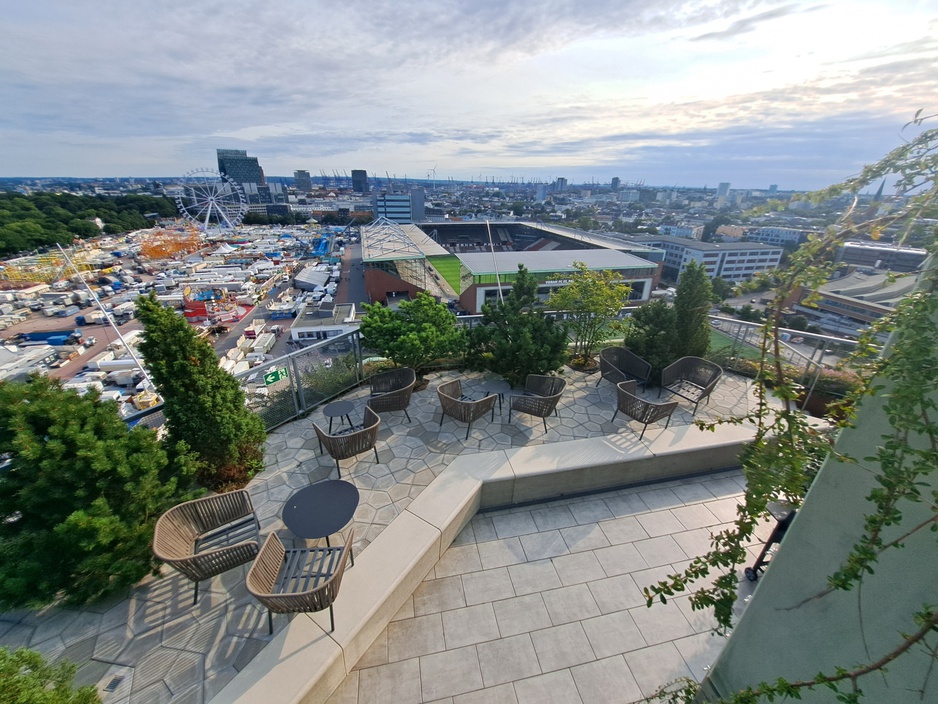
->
1;1;936;189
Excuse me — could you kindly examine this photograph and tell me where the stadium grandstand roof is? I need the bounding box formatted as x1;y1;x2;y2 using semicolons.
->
457;249;657;276
361;217;448;261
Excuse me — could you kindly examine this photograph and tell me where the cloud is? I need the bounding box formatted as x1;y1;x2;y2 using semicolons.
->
690;3;802;41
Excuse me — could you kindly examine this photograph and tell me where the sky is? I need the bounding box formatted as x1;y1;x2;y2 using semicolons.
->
1;0;937;190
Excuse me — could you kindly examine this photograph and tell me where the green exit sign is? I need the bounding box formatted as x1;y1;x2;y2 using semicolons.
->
263;368;289;385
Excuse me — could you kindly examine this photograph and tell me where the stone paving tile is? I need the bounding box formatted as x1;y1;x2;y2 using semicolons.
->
0;369;755;704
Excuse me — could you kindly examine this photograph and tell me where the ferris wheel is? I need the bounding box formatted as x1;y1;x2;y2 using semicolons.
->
174;168;248;230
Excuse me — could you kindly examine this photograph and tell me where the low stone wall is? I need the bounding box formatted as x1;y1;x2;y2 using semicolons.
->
211;422;755;704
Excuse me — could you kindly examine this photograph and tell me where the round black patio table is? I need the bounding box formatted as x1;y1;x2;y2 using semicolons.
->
282;480;359;546
323;400;355;433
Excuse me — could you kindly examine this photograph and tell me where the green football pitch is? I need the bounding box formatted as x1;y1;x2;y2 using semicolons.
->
429;255;462;292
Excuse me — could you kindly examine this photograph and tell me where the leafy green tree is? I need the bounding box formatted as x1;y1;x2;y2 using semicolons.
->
0;647;99;704
360;292;465;376
0;376;197;608
135;293;266;489
466;264;569;385
709;276;735;302
702;214;732;242
546;261;631;364
673;260;712;358
625;300;677;381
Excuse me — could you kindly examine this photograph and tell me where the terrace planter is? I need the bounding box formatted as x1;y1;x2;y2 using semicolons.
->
796;390;847;421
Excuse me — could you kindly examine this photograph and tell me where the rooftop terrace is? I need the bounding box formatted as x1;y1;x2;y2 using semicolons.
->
0;366;763;704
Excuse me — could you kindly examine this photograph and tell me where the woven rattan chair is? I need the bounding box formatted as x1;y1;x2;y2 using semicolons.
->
313;406;381;477
247;530;354;634
613;382;679;439
437;380;498;440
596;346;652;390
509;374;566;432
153;490;260;605
367;367;416;422
659;356;723;414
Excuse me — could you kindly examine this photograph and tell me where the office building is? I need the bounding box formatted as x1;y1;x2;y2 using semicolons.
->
373;189;425;224
216;149;266;186
750;227;811;247
611;177;621;191
717;182;731;198
294;170;312;193
632;234;782;282
351;169;368;193
554;177;567;192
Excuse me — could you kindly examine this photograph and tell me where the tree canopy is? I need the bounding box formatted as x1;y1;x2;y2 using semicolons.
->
466;264;569;385
0;376;197;608
0;193;176;256
0;647;100;704
135;293;266;488
672;260;713;358
546;261;631;363
624;299;678;381
360;292;465;375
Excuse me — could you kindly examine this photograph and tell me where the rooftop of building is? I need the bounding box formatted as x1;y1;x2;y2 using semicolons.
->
630;234;783;252
457;249;657;276
0;366;763;704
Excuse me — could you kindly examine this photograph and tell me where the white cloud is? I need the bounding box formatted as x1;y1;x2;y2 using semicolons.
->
0;0;935;189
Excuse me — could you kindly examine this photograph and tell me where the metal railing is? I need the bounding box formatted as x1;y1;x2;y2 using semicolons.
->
132;310;866;433
233;330;366;431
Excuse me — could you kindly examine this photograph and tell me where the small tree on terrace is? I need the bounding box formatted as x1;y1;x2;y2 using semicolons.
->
0;376;197;608
672;260;713;358
625;299;678;381
135;293;267;489
546;261;631;365
360;292;465;377
466;264;569;386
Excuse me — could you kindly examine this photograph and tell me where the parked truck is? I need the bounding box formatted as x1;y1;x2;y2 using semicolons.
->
18;328;83;345
75;311;109;326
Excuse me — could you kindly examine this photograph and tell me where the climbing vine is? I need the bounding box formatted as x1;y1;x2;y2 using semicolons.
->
643;117;938;702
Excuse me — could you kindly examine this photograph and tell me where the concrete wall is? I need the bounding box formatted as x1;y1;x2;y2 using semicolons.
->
701;311;938;701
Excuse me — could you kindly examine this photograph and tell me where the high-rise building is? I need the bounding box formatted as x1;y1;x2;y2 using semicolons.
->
554;177;568;192
351;169;368;193
769;184;778;195
611;177;621;191
717;182;731;197
373;189;425;223
217;149;266;186
294;170;312;193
